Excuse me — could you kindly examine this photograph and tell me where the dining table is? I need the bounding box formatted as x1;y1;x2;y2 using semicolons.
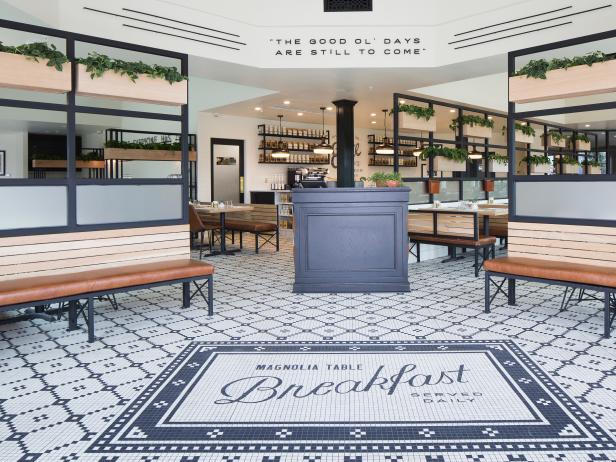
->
419;205;509;263
193;204;254;255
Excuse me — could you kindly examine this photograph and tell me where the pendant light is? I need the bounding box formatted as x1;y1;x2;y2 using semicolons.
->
272;115;290;159
376;109;394;155
468;141;483;160
313;107;334;155
412;131;424;157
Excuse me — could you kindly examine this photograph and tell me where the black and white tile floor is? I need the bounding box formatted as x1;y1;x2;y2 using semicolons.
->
0;236;615;462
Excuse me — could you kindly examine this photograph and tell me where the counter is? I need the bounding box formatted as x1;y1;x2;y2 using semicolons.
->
293;187;411;293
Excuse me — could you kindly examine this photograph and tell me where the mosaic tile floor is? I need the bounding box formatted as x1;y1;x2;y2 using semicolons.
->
0;236;615;462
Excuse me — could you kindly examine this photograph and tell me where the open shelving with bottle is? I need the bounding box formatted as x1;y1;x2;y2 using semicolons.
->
274;190;294;230
367;134;419;167
258;123;331;165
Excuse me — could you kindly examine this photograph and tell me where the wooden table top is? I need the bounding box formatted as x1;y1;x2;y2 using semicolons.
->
193;204;254;214
412;206;509;217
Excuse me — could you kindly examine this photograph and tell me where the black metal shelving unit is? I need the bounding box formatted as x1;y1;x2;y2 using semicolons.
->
367;134;418;167
257;123;331;165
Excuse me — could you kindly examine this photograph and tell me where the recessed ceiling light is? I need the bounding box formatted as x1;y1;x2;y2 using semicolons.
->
370;113;377;117
297;112;303;116
488;116;493;120
371;120;377;124
254;107;262;111
399;99;406;104
449;109;456;113
326;106;333;111
283;100;291;105
585;124;591;127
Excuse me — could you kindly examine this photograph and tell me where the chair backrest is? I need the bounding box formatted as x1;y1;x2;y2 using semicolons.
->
408;210;478;239
188;204;206;232
225;204;279;224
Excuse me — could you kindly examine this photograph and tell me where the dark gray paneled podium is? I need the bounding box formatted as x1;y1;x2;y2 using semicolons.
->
293;187;410;293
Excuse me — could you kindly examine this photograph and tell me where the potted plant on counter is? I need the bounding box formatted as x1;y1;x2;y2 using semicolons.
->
449;115;494;138
364;172;403;187
421;146;469;172
521;155;552;175
393;104;436;132
488;152;509;173
502;123;536;144
77;52;188;106
582;159;602;175
558;156;581;175
572;133;591;151
543;130;568;149
509;51;616;103
0;41;71;93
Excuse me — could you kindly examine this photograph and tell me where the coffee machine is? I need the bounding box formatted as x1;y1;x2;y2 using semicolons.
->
288;167;329;188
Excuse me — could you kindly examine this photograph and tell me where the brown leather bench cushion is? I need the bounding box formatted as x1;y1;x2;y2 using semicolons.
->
485;257;616;288
0;259;214;307
409;233;496;247
224;219;277;233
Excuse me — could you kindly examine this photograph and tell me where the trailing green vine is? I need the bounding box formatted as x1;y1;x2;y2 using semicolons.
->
561;155;580;166
572;133;590;143
521;155;551;166
392;104;435;121
78;52;187;84
488;152;508;164
0;41;68;71
449;115;494;132
501;123;536;137
105;140;194;150
583;159;601;167
547;130;567;144
420;146;469;162
79;150;103;161
514;51;612;79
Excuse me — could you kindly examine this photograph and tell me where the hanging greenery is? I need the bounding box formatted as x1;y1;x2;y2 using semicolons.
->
79;150;103;161
514;51;612;79
583;159;601;167
547;130;567;144
521;155;551;166
449;115;494;132
502;123;536;137
78;52;187;84
420;146;469;162
561;156;581;166
488;152;508;164
0;41;68;71
392;104;435;121
572;133;591;143
105;140;194;150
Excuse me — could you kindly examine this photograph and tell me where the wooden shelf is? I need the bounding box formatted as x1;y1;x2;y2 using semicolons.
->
104;148;197;161
261;147;320;153
31;159;105;169
0;52;71;94
258;161;330;165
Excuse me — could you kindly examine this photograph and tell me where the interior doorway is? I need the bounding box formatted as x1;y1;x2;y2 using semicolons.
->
210;138;244;203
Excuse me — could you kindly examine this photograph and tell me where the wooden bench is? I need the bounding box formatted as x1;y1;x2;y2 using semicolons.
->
408;209;496;277
225;204;280;254
478;204;508;242
0;259;214;343
484;221;616;338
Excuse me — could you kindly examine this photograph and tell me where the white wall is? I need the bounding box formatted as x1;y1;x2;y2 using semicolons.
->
0;131;27;179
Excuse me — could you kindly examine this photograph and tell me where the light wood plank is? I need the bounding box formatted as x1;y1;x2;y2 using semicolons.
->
509;243;616;261
509;229;616;245
507;251;616;268
509;221;616;237
509;236;616;253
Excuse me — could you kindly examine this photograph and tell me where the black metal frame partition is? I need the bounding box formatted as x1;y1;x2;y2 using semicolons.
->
391;92;605;205
0;19;189;238
508;29;616;228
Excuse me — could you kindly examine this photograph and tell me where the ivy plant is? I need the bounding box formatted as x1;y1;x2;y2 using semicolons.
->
547;130;567;144
0;41;68;71
488;152;508;164
521;155;551;166
572;133;590;143
515;51;612;79
449;115;494;132
78;52;187;84
583;159;601;167
392;104;435;121
105;140;194;150
420;146;469;162
501;123;536;137
78;150;103;161
561;156;581;166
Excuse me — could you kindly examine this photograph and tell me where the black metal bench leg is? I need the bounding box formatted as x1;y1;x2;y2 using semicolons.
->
276;228;280;251
485;272;491;313
508;278;516;305
199;231;204;260
474;248;479;277
416;242;420;262
605;291;611;339
239;232;243;249
208;275;214;316
87;297;95;343
68;300;78;331
255;233;259;254
182;282;190;308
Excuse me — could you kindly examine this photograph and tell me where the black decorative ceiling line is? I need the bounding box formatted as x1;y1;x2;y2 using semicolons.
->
123;23;241;51
122;8;240;38
83;7;245;46
453;6;573;37
449;4;612;46
453;21;573;50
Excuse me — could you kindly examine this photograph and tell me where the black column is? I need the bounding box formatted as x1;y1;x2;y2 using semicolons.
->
333;99;357;187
